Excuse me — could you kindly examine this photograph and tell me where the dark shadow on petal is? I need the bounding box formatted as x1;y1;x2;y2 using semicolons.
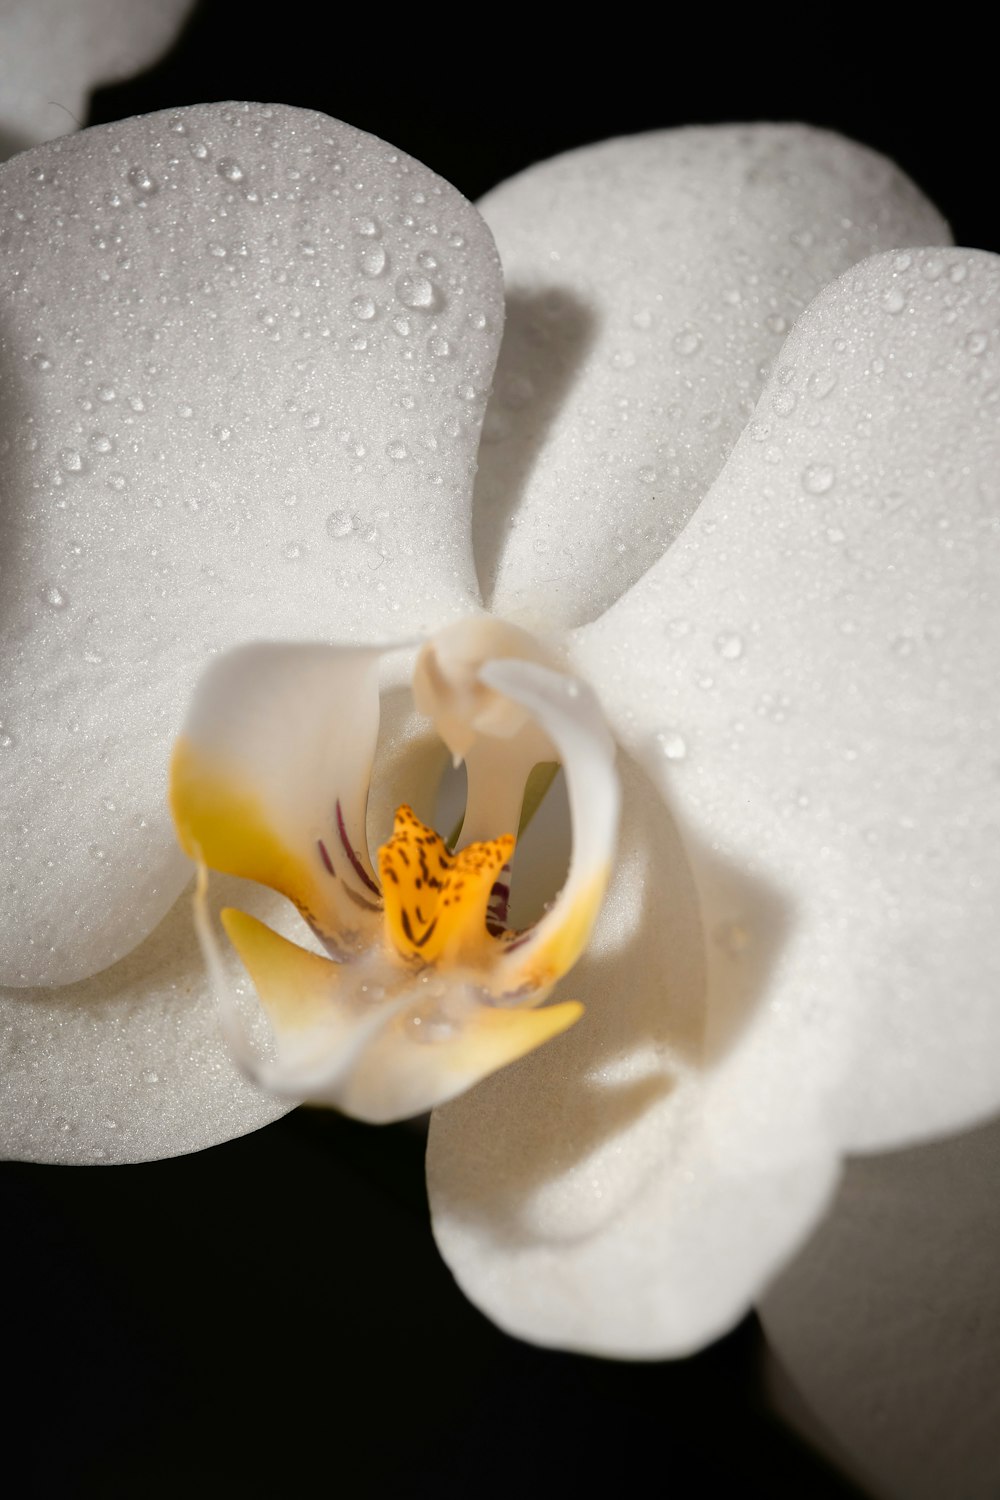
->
472;287;597;606
428;751;791;1245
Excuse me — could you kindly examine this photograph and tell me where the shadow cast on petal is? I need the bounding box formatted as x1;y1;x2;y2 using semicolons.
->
429;753;792;1247
472;287;597;606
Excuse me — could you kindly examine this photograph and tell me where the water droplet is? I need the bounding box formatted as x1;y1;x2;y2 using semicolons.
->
393;316;411;337
326;510;354;539
141;1069;160;1085
386;440;409;461
894;252;913;272
127;166;158;195
657;730;688;761
354;216;380;238
965;331;988;356
772;389;797;417
806;369;837;399
637;466;657;484
801;463;835;495
190;141;210;161
97;384;116;403
89;432;113;453
882;287;905;315
60;448;84;473
396;274;437;310
282;541;304;559
351;296;377;321
41;582;69;610
107;473;127;491
715;632;744;660
301;410;322;430
766;313;789;335
672;327;702;356
429;335;451;358
349;334;368;351
632;309;653;330
358;244;387;277
217;158;244;183
949;263;968;284
30;353;53;373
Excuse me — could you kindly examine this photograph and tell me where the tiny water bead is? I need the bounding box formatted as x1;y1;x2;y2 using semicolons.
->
396;274;437;310
714;632;744;660
40;584;69;610
358;244;387;278
801;462;836;495
657;730;688;761
325;510;354;539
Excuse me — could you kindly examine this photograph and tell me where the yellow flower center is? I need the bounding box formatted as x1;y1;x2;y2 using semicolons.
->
378;805;514;969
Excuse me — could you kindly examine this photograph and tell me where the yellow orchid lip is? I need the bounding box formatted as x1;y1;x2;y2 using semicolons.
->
169;620;620;1121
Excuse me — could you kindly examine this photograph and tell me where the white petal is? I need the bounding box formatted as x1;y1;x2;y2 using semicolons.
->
478;660;619;1001
429;247;1000;1355
172;641;385;952
761;1116;1000;1500
577;245;1000;1153
477;125;948;628
1;874;295;1163
429;755;838;1355
0;0;193;156
0;104;503;987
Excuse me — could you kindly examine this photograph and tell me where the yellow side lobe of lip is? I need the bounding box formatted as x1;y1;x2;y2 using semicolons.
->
170;737;323;927
224;907;585;1087
378;804;514;968
221;907;340;1032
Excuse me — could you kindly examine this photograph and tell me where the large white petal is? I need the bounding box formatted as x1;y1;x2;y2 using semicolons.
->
429;755;838;1355
0;0;193;157
0;103;503;987
1;872;295;1163
477;125;948;628
761;1116;1000;1500
429;247;1000;1355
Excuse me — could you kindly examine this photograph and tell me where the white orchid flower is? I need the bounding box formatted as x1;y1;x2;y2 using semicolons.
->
2;100;998;1496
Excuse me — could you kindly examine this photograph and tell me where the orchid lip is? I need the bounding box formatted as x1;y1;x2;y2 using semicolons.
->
169;617;620;1120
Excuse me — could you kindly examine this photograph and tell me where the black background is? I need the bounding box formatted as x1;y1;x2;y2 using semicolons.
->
6;5;993;1495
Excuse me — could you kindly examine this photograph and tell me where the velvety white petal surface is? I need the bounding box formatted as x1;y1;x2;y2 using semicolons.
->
0;103;503;987
476;125;949;628
761;1115;1000;1500
429;248;1000;1355
430;755;838;1355
1;874;296;1163
0;0;193;157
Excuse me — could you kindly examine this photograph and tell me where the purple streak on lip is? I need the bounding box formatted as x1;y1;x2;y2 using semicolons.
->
317;839;336;877
337;798;380;896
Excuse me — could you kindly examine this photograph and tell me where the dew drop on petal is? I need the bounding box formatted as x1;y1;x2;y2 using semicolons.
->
656;730;688;761
358;244;387;278
396;274;437;310
715;632;744;660
801;463;835;495
672;327;702;356
326;510;354;539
